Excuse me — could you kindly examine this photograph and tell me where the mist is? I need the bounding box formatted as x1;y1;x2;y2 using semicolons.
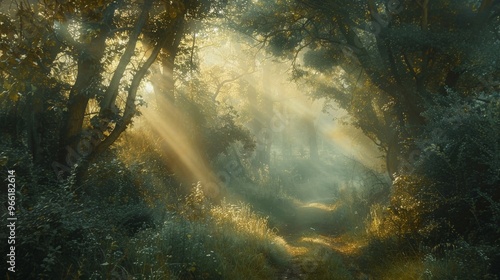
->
2;0;498;279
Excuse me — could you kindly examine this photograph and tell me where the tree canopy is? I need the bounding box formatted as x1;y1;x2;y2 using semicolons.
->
1;1;500;278
0;0;229;178
231;0;500;175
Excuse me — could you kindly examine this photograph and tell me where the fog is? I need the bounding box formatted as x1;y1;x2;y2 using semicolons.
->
4;1;495;278
131;30;387;204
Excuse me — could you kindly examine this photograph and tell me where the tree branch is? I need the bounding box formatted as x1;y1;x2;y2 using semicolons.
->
212;69;256;102
100;0;154;113
94;33;166;156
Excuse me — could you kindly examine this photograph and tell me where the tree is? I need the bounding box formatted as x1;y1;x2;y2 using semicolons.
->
148;0;228;104
386;92;500;246
0;0;226;179
230;0;500;178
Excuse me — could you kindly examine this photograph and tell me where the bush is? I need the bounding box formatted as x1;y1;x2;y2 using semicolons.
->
119;189;291;280
420;242;497;280
3;152;156;279
387;95;500;248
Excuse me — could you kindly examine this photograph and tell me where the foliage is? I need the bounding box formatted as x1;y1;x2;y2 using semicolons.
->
420;241;497;280
386;175;444;244
115;128;178;208
303;48;342;71
112;188;290;280
175;93;256;159
203;107;256;159
208;200;291;278
358;93;500;278
356;236;497;279
0;0;230;181
231;0;500;175
2;0;500;279
299;246;354;280
384;95;500;247
5;160;291;279
0;145;154;279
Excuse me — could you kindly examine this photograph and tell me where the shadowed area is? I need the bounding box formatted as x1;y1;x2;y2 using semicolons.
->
2;0;498;279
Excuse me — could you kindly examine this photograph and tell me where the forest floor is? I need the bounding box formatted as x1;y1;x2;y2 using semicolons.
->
267;198;371;280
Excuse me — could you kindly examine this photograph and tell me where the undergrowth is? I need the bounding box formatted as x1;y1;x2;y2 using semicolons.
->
79;183;291;280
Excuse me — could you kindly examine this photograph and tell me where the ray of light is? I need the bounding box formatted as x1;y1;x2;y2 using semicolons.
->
140;94;222;198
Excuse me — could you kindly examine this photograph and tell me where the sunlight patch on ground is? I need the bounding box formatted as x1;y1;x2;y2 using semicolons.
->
288;233;368;257
268;233;310;257
326;234;368;255
283;244;310;257
271;235;288;247
300;201;340;212
300;236;332;247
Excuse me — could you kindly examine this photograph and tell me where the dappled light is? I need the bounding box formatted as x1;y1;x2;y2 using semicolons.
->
300;202;339;212
140;95;222;197
299;234;367;256
1;0;499;279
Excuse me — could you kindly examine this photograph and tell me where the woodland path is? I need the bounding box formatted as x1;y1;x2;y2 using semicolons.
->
271;198;371;280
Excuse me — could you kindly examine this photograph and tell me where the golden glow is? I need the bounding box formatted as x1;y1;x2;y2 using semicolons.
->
326;124;385;171
144;81;154;93
197;33;384;176
127;29;386;202
299;234;367;255
300;236;332;247
285;245;309;256
140;95;222;197
301;202;340;212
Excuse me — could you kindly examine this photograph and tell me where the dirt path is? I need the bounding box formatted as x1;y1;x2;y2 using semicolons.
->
273;199;370;280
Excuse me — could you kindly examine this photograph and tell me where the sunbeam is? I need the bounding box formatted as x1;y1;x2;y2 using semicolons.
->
140;94;222;198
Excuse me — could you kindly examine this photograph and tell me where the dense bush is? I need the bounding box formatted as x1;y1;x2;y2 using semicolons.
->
1;147;292;279
105;187;291;280
388;95;500;246
0;149;154;279
365;94;500;278
355;94;500;279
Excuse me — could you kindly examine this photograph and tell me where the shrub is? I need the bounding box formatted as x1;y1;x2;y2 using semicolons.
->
387;94;500;248
420;242;497;280
120;189;290;280
3;151;156;279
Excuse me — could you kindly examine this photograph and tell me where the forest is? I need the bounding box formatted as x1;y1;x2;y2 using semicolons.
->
0;0;499;279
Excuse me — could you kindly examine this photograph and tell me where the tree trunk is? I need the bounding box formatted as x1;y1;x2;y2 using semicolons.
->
57;1;120;165
161;56;176;104
57;59;96;164
152;16;185;106
26;92;42;163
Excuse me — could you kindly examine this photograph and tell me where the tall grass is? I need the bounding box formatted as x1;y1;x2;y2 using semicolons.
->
89;187;292;280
